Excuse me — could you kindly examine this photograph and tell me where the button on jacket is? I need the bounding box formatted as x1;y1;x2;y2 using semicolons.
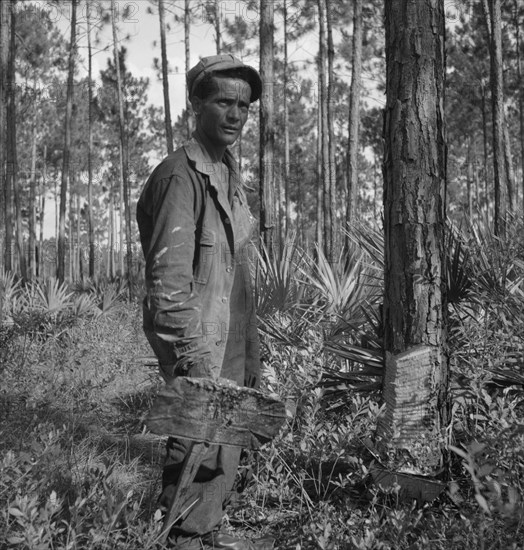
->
137;136;261;388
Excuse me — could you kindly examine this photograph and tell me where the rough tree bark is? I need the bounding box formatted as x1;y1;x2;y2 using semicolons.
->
379;0;448;477
259;0;275;249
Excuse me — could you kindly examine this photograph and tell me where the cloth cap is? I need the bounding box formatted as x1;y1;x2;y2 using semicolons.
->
187;54;262;103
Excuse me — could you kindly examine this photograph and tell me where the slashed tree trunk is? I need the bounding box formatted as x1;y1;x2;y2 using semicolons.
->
259;0;275;249
346;0;363;231
58;0;77;281
159;0;174;154
380;0;448;477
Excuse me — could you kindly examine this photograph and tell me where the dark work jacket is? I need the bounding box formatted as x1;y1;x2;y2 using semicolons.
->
137;137;260;388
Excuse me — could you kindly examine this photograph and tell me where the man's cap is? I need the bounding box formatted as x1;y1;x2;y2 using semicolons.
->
187;54;262;103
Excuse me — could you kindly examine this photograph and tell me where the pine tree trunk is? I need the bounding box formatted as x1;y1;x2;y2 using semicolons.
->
39;145;47;278
316;93;323;249
326;0;336;261
480;82;490;218
259;0;275;250
214;0;221;54
467;135;474;216
118;141;124;276
185;0;192;139
111;0;133;285
317;0;331;259
7;3;25;279
87;2;95;279
516;0;524;215
29;96;38;280
346;0;363;228
58;0;77;282
0;0;9;271
159;0;174;154
380;0;448;476
283;0;291;236
484;0;507;236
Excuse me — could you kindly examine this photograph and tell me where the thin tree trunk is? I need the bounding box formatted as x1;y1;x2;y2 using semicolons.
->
87;1;95;279
76;191;81;280
467;135;474;216
346;0;363;230
503;118;515;211
259;0;275;250
58;0;77;281
108;191;114;279
316;90;323;249
0;0;9;271
380;0;448;475
159;0;174;154
111;0;133;285
480;82;490;217
484;0;507;236
185;0;192;139
317;0;331;259
326;0;336;262
516;0;524;216
214;0;221;54
118;140;124;276
39;145;47;278
283;0;291;236
7;3;25;279
29;92;38;279
69;170;74;281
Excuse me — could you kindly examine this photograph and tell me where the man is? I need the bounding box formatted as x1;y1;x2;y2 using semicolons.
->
137;55;271;549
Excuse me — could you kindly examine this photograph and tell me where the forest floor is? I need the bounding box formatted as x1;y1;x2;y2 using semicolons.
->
1;299;524;549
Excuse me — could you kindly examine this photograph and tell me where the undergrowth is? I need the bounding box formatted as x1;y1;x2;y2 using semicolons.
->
1;216;524;549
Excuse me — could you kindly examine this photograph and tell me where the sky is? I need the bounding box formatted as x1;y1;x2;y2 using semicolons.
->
28;0;464;238
47;0;322;120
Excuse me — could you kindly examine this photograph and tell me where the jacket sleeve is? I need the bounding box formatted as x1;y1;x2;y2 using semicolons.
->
139;170;213;378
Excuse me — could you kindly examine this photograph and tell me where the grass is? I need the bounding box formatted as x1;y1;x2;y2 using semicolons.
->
1;217;524;549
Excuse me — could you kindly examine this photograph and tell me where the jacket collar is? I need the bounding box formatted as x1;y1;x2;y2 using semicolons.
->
183;135;241;195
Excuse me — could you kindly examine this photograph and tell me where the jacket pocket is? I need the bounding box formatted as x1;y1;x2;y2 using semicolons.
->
194;227;216;285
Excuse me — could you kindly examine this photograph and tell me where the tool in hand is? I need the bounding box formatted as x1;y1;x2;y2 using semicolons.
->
145;377;287;544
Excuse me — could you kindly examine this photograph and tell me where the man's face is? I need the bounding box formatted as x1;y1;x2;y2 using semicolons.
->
193;76;252;148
